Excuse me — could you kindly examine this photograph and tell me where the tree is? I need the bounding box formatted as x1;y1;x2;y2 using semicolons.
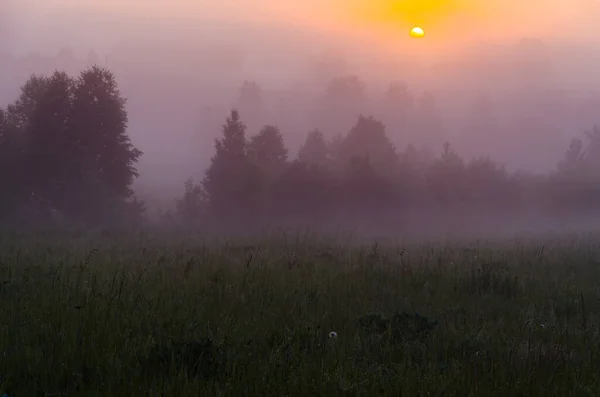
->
337;154;396;232
0;66;144;228
326;116;399;229
310;49;350;86
248;124;288;180
383;81;414;119
336;115;397;176
325;75;366;104
327;133;345;174
5;71;78;222
381;81;415;140
428;142;466;208
271;160;337;228
245;124;288;225
0;107;24;222
582;125;600;175
557;138;584;178
324;75;368;118
465;155;511;209
202;109;251;227
175;178;205;226
297;129;330;169
318;75;369;137
553;126;600;210
342;156;383;207
396;144;429;208
6;74;49;131
69;66;144;225
238;81;263;110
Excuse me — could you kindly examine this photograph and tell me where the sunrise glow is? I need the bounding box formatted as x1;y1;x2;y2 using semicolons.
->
410;27;425;38
336;0;581;47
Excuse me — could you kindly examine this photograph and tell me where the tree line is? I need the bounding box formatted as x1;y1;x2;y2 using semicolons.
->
174;108;600;235
1;66;600;233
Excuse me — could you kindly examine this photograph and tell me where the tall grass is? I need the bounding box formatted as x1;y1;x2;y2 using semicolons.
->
0;232;599;396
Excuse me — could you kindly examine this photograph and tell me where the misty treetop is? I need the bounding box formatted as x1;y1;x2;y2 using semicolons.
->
0;66;143;228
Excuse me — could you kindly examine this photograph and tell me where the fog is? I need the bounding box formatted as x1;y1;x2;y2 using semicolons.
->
2;0;600;234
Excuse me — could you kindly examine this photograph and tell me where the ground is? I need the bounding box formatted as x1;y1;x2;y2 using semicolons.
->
0;231;599;396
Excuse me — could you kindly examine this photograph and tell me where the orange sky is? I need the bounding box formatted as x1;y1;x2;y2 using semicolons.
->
41;0;595;30
268;0;596;44
21;0;600;53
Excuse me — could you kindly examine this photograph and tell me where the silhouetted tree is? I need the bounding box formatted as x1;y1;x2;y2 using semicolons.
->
202;109;251;228
553;126;600;210
175;178;205;226
327;133;345;174
381;81;415;139
245;124;289;224
557;138;585;178
341;155;393;227
248;124;288;181
383;81;414;122
428;142;466;208
582;125;600;174
396;144;429;208
325;75;366;105
69;66;144;225
0;107;24;222
465;155;511;209
384;81;413;108
271;160;337;228
297;129;330;169
318;75;369;136
3;71;78;222
336;115;397;176
238;81;262;109
0;66;144;227
311;49;350;86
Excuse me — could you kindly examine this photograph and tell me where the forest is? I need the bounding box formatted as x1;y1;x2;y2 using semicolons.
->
1;66;599;235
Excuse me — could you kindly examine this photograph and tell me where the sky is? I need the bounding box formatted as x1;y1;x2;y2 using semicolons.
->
6;0;600;54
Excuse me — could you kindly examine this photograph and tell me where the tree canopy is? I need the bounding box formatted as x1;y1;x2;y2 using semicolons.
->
0;66;143;228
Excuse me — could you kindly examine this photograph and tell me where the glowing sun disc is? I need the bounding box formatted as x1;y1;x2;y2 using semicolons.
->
410;27;425;38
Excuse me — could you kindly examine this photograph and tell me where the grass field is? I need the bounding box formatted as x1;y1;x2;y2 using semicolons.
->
1;231;599;396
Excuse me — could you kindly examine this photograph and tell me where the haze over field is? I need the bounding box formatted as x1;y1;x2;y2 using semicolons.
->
2;0;600;226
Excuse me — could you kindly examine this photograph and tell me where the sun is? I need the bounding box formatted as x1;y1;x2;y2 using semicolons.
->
410;26;425;38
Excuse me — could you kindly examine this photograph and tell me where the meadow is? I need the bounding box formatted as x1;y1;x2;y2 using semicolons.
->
0;231;599;396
